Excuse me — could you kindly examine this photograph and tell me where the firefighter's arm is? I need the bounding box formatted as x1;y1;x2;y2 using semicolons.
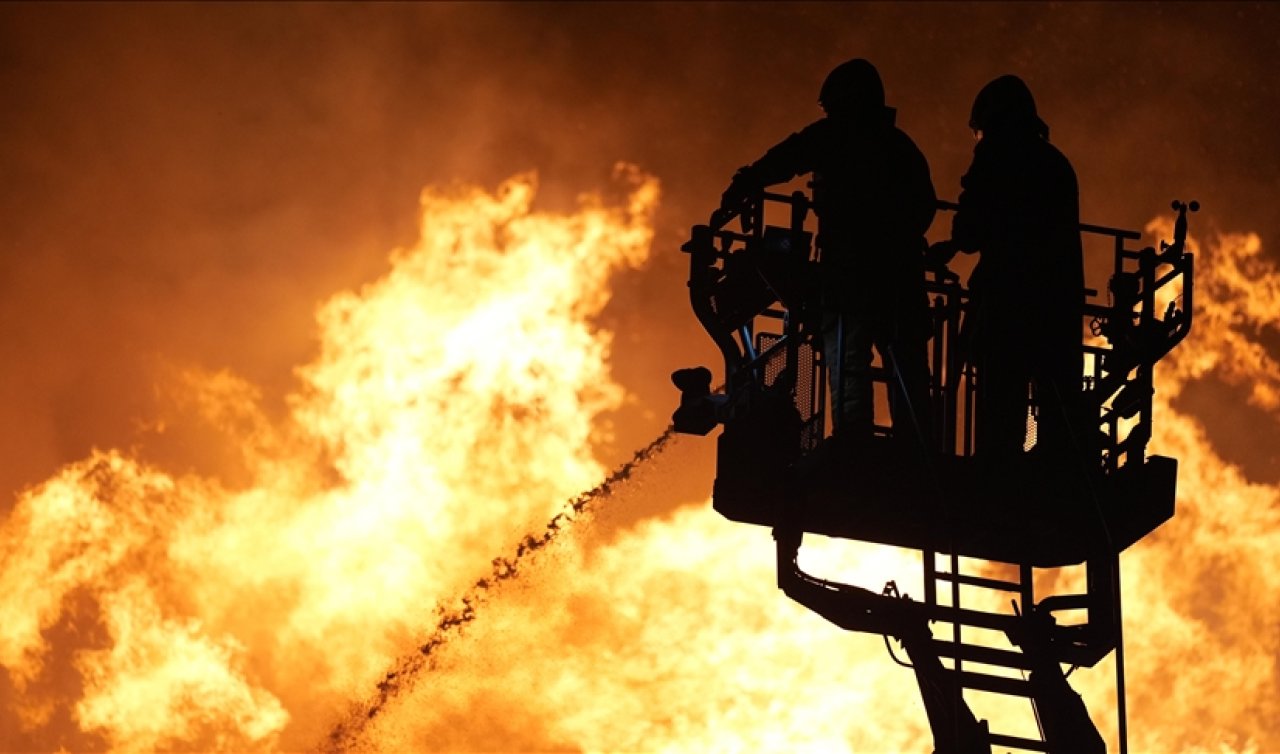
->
720;127;818;211
948;146;998;254
929;147;998;267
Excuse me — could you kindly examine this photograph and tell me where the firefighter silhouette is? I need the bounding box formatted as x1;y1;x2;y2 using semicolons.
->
929;75;1085;461
720;58;937;448
675;65;1193;754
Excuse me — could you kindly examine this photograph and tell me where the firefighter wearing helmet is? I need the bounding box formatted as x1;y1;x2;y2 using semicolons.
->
930;75;1086;461
721;58;937;448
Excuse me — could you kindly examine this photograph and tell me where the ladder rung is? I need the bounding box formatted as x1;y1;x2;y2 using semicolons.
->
926;604;1020;633
931;640;1034;671
956;669;1033;697
1038;593;1091;612
935;633;1116;671
1056;641;1114;668
988;732;1051;752
934;570;1023;592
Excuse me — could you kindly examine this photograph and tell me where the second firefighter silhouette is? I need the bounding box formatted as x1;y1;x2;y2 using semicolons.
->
931;75;1085;460
721;59;936;447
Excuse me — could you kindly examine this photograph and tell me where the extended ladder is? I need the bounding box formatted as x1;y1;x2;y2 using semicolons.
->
921;549;1123;754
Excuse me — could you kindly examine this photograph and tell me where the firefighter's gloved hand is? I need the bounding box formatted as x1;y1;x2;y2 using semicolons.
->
925;240;958;268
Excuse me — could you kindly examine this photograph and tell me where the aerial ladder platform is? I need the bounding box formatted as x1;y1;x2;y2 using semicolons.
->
671;189;1197;753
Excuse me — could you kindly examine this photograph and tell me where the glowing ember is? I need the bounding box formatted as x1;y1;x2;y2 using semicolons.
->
0;165;658;750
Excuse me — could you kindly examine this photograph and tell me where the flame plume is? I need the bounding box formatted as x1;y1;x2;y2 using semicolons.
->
348;220;1280;753
325;427;677;750
0;165;658;751
1;160;1276;752
1072;221;1280;751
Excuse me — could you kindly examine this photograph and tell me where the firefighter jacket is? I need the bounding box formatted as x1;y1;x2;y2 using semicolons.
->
950;129;1084;359
730;108;936;320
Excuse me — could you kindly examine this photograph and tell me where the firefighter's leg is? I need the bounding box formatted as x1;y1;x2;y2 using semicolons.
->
840;313;876;437
822;309;846;433
823;308;874;437
1031;344;1085;460
883;332;935;452
974;347;1030;459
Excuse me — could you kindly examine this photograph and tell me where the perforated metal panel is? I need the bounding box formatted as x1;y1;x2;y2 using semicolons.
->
760;332;786;388
758;332;823;453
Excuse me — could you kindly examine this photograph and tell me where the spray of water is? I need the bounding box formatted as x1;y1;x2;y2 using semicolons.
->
325;427;677;749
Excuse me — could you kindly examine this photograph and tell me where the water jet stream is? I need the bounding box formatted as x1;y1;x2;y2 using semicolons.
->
323;427;677;750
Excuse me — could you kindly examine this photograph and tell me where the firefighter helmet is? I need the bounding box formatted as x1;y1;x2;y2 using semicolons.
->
818;58;886;118
969;74;1049;138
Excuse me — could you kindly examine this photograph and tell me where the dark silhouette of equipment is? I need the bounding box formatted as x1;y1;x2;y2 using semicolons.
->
672;188;1197;753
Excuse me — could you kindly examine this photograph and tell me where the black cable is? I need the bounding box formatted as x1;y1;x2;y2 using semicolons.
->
884;634;914;669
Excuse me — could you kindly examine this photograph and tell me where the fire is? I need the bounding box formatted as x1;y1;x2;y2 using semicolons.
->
0;165;658;750
342;502;934;752
342;220;1280;753
1073;221;1280;751
2;162;1276;752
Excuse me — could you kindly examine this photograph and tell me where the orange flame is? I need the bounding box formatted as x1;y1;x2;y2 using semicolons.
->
1080;221;1280;751
2;171;1277;752
0;165;658;751
344;220;1280;753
